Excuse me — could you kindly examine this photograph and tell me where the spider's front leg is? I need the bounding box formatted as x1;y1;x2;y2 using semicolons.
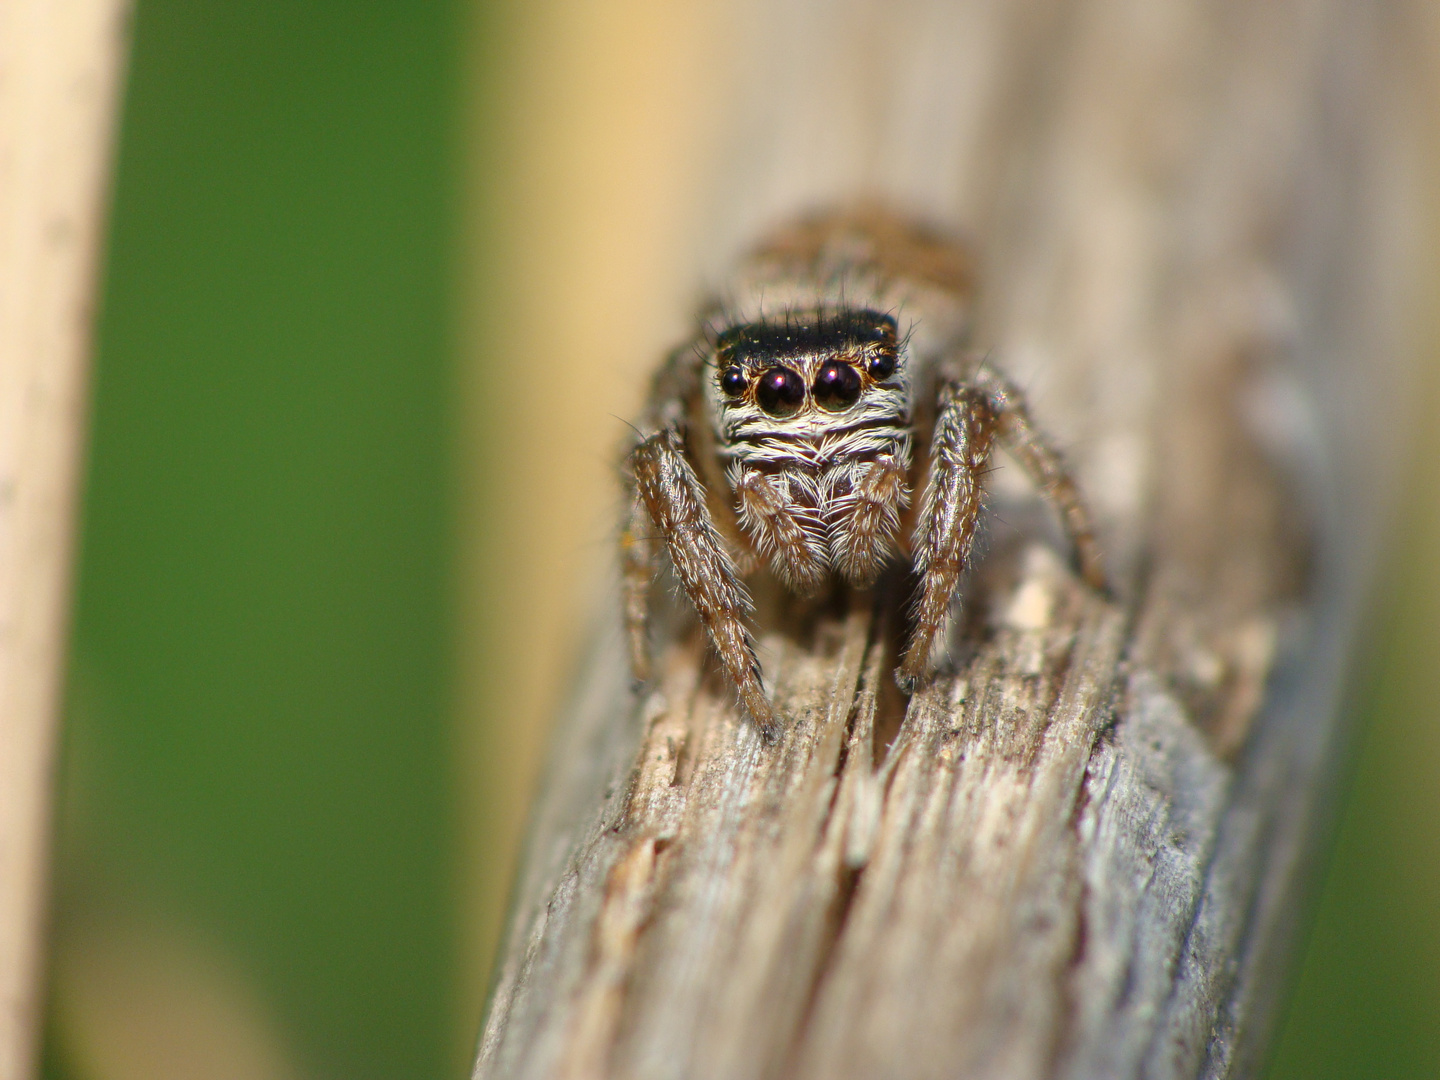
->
899;383;997;690
899;366;1107;690
625;426;776;738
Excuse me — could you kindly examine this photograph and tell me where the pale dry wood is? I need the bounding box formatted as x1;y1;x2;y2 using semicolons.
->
0;2;131;1078
474;1;1425;1077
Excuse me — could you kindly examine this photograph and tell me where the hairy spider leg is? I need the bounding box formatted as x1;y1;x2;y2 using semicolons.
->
620;490;660;684
900;383;997;690
627;426;777;738
899;366;1106;689
972;367;1107;593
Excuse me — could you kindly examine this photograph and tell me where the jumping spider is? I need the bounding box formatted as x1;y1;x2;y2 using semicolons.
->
622;210;1106;739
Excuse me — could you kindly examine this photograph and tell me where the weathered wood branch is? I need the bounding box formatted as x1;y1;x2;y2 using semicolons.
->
474;1;1423;1077
0;2;130;1078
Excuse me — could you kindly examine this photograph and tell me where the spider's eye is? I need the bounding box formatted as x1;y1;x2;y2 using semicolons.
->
813;360;862;411
866;351;897;380
719;365;748;397
755;366;806;417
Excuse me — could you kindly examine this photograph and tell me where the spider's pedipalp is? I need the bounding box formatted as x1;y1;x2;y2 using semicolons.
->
731;465;828;596
828;454;910;585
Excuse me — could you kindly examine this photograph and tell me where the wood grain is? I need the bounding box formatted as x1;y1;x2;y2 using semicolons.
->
472;0;1427;1076
0;2;130;1077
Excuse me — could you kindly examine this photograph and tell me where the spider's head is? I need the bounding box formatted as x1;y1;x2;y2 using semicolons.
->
710;309;901;427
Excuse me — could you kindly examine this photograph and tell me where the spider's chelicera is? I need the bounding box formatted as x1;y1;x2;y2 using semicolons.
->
622;210;1106;739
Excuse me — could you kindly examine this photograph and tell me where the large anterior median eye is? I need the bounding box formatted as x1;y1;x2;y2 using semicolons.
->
813;360;862;411
755;366;806;417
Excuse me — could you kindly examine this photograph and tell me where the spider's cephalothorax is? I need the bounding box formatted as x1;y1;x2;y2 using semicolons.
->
622;209;1105;739
708;309;913;595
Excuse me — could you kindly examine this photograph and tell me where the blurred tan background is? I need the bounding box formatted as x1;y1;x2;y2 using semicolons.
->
36;0;1440;1078
459;0;742;1039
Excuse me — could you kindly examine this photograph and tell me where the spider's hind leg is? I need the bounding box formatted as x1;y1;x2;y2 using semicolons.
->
972;366;1107;593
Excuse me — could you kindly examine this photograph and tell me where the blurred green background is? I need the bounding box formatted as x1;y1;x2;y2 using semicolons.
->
1267;376;1440;1072
34;1;1439;1079
44;2;462;1078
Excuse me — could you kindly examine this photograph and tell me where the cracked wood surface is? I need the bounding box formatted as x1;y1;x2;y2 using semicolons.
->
473;0;1423;1077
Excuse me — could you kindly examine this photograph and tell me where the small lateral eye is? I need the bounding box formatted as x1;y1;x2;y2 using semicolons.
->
866;351;897;380
719;365;747;397
813;360;862;411
755;366;806;417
